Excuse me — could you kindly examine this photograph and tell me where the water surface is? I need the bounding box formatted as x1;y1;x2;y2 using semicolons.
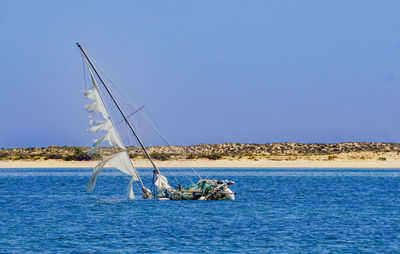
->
1;168;400;253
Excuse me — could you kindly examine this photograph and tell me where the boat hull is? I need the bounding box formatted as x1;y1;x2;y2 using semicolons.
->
161;179;235;200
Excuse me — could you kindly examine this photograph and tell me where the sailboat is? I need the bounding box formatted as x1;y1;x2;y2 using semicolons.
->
77;43;235;200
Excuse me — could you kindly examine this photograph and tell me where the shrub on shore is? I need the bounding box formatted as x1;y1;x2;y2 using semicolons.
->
186;154;196;160
208;154;222;160
197;153;222;160
247;155;257;160
328;155;337;161
13;155;23;160
129;153;145;159
63;148;91;161
45;154;63;160
185;153;222;160
150;152;171;161
32;156;41;160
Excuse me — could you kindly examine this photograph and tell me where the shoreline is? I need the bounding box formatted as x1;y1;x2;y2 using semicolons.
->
0;159;400;169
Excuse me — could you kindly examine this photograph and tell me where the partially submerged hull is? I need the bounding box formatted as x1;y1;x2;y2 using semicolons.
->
155;179;235;201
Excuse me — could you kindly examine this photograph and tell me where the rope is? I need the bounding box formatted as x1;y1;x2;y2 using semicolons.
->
110;84;202;182
83;49;203;183
81;53;88;91
145;108;208;179
129;116;190;185
91;60;197;184
106;98;188;185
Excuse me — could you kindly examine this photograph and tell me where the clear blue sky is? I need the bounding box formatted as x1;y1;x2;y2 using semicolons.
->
1;1;400;148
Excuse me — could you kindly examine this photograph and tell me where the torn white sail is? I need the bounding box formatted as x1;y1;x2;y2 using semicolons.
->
155;174;172;195
127;176;136;199
84;73;125;153
87;151;139;198
89;127;124;155
84;89;109;120
83;68;140;198
106;151;138;177
89;119;112;133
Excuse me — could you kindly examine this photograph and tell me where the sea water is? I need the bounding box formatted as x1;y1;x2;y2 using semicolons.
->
1;168;400;253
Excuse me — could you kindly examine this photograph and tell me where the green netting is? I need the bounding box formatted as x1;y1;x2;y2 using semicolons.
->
171;180;230;200
183;181;214;195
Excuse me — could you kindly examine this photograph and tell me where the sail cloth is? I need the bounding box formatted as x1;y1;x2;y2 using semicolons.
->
155;174;172;195
89;128;124;155
83;70;139;199
83;78;124;152
87;151;139;199
127;176;136;199
89;120;112;133
84;89;109;120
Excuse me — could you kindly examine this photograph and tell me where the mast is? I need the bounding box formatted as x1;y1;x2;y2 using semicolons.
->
77;43;161;176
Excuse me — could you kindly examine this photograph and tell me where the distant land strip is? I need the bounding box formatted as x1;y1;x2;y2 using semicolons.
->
1;143;400;162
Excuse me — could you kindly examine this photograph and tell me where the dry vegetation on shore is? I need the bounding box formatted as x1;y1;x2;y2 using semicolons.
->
1;143;400;163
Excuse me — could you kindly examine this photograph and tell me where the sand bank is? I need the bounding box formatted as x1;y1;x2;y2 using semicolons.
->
0;158;399;169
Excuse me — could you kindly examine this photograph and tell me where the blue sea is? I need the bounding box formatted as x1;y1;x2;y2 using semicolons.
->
1;168;400;253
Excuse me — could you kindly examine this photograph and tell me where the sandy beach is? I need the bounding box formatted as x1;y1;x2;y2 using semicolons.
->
1;158;399;169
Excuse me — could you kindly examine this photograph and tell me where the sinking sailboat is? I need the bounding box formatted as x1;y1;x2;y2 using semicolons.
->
77;43;235;200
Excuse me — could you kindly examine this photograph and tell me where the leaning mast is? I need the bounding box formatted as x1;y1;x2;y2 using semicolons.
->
77;43;161;176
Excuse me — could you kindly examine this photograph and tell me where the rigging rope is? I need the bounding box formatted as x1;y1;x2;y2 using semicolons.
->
81;54;88;91
84;49;204;183
127;116;189;184
102;71;203;180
